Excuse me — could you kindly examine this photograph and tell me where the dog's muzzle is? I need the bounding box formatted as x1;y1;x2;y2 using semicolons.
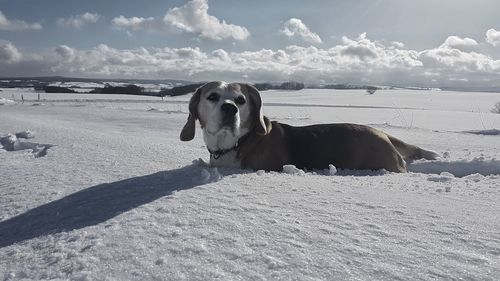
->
221;103;238;116
221;103;238;127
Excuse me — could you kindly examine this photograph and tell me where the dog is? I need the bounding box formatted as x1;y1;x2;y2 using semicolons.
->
180;81;438;172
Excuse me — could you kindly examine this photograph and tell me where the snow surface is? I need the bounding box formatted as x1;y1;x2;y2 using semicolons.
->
0;98;15;106
0;88;499;280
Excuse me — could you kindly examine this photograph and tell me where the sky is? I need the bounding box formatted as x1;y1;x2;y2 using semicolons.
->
1;0;500;87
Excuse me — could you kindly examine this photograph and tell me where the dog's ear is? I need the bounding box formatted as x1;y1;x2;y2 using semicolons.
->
240;83;269;135
180;87;202;141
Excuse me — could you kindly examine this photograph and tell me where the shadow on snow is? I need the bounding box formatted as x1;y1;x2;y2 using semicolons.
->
0;162;223;248
408;159;500;177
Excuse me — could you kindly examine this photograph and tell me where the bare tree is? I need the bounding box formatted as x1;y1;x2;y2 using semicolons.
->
366;86;378;95
492;101;500;114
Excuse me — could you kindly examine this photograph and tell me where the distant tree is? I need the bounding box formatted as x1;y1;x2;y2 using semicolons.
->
366;86;378;95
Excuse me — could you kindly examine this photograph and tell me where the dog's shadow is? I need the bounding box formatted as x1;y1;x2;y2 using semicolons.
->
0;162;223;248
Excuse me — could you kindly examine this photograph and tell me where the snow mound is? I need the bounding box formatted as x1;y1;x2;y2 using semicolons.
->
427;172;455;183
0;132;52;158
408;158;500;177
199;166;222;183
15;130;35;139
0;134;21;151
0;98;15;105
256;170;266;176
192;158;223;183
282;165;306;176
328;164;338;175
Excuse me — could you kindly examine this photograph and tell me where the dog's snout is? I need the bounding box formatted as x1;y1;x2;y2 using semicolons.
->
221;103;238;116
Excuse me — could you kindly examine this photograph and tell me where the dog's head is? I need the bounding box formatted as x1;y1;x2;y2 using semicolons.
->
180;81;269;142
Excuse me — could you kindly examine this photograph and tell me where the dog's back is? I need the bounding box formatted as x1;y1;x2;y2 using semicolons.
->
281;123;407;172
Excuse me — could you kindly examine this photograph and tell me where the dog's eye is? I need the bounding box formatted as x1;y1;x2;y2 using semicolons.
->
235;96;246;105
207;93;219;102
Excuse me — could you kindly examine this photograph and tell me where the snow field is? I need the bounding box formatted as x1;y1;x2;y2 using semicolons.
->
1;88;499;280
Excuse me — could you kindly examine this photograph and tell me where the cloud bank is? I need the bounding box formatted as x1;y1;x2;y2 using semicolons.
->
112;0;249;41
2;33;500;87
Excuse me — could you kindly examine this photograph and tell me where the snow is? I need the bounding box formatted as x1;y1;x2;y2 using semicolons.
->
328;164;338;176
0;98;15;105
0;131;52;158
0;88;499;280
282;165;306;176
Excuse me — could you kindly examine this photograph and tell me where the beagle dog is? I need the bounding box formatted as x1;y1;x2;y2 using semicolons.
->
180;81;438;172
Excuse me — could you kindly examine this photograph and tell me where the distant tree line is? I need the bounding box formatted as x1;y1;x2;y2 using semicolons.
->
159;81;305;96
31;80;385;97
91;84;148;95
253;81;305;91
321;84;379;90
43;86;77;93
160;83;205;97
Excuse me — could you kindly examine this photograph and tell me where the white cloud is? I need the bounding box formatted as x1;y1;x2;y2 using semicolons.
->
0;10;42;31
441;36;478;49
0;41;22;63
164;0;250;40
36;35;428;82
111;16;169;32
419;46;500;73
55;45;75;59
212;49;230;61
3;32;500;87
417;35;500;76
486;28;500;46
112;0;250;41
281;18;322;44
57;12;100;29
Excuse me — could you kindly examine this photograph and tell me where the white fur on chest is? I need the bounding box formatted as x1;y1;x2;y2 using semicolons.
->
203;128;245;168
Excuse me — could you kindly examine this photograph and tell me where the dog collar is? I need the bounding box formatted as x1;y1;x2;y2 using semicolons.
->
208;145;238;159
207;133;251;160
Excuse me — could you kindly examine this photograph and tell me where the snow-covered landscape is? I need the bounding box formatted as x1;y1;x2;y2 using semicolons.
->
1;87;499;280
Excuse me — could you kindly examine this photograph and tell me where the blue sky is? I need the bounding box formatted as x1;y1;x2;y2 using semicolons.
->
1;0;500;86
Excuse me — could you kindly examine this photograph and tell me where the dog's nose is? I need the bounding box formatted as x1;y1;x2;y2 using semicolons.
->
221;103;238;116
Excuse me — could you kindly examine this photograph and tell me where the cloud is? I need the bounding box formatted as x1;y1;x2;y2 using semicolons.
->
55;45;75;59
0;41;22;63
57;12;100;29
211;49;230;61
164;0;249;40
0;10;42;31
281;18;322;44
3;32;500;87
111;16;169;32
4;35;424;82
112;0;250;41
486;28;500;46
419;46;499;73
441;36;478;51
